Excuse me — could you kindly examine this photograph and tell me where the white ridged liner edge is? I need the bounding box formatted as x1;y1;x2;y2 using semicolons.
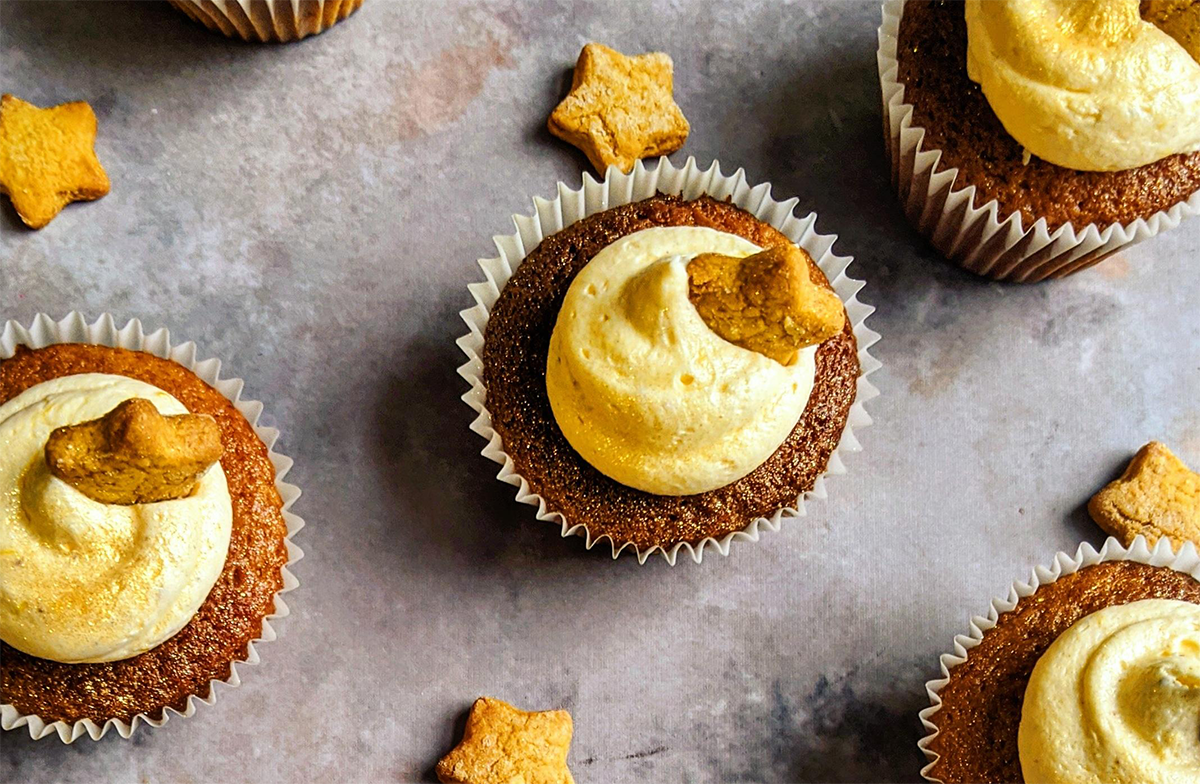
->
0;313;303;743
878;0;1200;282
456;156;881;565
917;535;1200;782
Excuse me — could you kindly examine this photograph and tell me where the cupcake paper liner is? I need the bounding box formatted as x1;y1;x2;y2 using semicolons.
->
0;313;304;743
456;156;881;565
169;0;363;44
917;535;1200;782
877;0;1200;283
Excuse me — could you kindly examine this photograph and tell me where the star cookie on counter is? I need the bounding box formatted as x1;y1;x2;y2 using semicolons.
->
437;697;574;784
1089;441;1200;549
0;94;110;229
548;43;689;173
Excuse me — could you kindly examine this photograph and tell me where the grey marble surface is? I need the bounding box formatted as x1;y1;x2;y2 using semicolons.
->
1;1;1198;782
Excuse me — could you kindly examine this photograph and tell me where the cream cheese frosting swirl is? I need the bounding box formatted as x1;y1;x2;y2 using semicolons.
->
1018;598;1200;784
0;374;232;663
545;226;817;496
965;0;1200;171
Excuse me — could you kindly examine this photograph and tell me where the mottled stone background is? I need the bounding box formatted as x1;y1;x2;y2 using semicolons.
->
1;1;1198;782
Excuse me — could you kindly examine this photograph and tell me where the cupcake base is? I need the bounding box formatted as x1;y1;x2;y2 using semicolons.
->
169;0;364;44
482;194;859;554
918;536;1200;782
458;157;881;565
897;0;1200;234
0;314;303;742
878;0;1200;281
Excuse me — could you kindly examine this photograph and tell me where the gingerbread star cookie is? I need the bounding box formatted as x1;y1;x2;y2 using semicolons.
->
0;94;110;229
45;398;223;505
1089;441;1200;549
687;244;845;366
548;43;689;174
437;697;575;784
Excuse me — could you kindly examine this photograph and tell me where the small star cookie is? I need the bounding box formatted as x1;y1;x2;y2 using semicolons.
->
687;244;846;366
45;398;224;505
548;43;689;173
437;697;574;784
1089;441;1200;549
0;94;110;229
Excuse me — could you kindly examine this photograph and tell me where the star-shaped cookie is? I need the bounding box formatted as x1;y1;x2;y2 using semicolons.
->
548;43;689;174
437;697;575;784
1089;441;1200;549
0;94;110;229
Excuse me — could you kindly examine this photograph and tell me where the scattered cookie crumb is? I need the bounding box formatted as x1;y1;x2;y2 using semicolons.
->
0;94;110;229
45;398;224;505
1089;441;1200;549
548;43;689;173
437;697;575;784
687;244;845;365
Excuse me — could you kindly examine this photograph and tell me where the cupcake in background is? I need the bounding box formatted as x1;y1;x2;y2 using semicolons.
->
169;0;363;43
919;536;1200;783
879;0;1200;281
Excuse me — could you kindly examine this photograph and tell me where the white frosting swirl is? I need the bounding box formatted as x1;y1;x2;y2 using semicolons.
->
0;374;232;663
965;0;1200;171
1019;598;1200;784
545;226;817;496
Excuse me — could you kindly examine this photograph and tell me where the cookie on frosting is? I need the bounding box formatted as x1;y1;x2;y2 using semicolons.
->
688;245;845;365
46;397;223;505
548;43;689;173
1089;441;1200;549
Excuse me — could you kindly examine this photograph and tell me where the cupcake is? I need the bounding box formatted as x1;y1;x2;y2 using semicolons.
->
879;0;1200;281
919;536;1200;783
458;158;879;564
0;313;301;742
169;0;363;44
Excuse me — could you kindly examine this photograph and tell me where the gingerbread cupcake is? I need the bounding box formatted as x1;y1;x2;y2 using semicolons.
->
458;158;880;564
879;0;1200;281
919;536;1200;783
0;313;302;741
169;0;363;43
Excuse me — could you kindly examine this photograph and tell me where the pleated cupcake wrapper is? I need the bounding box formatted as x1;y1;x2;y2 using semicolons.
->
169;0;363;44
877;0;1200;283
0;313;304;743
917;535;1200;782
456;156;881;565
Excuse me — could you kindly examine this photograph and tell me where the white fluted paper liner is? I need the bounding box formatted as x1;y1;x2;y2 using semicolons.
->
878;0;1200;282
456;156;881;565
169;0;363;43
0;313;303;743
917;535;1200;782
